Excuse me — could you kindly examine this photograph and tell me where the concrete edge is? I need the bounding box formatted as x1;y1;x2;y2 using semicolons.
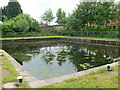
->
1;49;119;88
1;37;120;46
1;50;38;87
29;61;119;88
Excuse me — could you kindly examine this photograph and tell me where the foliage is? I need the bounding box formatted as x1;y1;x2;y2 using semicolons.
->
2;14;40;34
56;30;118;38
56;8;66;25
2;2;23;19
65;14;80;30
65;0;118;31
41;9;54;25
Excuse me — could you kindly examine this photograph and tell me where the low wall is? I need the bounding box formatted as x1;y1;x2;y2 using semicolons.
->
1;37;120;46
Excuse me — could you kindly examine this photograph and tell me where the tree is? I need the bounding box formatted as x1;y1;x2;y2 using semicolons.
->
56;8;66;25
65;0;117;31
2;14;39;33
41;9;54;25
5;1;23;19
65;14;80;30
1;6;7;21
74;2;98;27
96;1;116;27
2;6;7;16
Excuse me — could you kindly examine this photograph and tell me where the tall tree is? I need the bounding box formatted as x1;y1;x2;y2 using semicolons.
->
5;0;23;19
41;9;54;25
1;6;7;21
66;0;117;30
56;8;66;25
96;1;116;27
73;2;98;27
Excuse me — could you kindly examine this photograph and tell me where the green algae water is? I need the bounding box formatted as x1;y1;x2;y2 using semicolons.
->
2;40;120;79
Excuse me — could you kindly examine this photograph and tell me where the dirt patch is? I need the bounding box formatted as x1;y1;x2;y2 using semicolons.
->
0;57;13;88
2;69;12;78
0;65;2;89
0;64;12;88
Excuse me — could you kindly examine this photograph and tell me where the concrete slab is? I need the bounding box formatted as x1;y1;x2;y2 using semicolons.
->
24;75;38;82
29;80;49;88
3;82;17;88
19;70;31;76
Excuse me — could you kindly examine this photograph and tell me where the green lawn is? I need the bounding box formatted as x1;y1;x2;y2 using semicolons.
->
1;36;119;41
41;65;119;88
0;52;29;88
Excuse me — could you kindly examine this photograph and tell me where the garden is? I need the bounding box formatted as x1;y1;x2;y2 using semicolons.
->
0;0;120;89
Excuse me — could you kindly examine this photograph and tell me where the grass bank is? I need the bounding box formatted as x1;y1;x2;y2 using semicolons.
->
0;51;29;88
41;65;119;88
1;36;119;41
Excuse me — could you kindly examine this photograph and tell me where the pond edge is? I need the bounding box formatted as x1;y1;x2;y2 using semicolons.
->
1;37;120;46
1;49;119;88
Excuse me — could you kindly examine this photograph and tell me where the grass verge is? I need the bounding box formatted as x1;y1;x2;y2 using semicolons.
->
41;65;119;88
1;36;119;41
0;52;29;88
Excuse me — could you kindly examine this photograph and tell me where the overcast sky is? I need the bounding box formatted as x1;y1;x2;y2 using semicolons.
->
0;0;120;24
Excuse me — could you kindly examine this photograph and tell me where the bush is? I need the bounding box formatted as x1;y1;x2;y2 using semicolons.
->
2;14;40;37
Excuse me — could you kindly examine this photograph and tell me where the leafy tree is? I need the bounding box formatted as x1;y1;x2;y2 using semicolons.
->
65;14;80;30
29;18;40;32
2;15;8;22
74;2;98;27
2;19;16;32
16;19;30;32
15;14;39;32
65;0;117;31
96;1;116;26
41;9;54;25
56;8;66;25
2;14;39;33
116;2;120;21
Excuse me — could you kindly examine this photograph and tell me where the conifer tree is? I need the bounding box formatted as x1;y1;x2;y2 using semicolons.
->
5;0;23;19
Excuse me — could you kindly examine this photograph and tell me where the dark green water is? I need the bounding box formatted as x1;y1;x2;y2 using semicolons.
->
2;40;120;79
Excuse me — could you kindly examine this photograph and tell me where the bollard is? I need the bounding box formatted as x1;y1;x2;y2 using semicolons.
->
107;66;112;71
17;76;23;83
0;53;3;56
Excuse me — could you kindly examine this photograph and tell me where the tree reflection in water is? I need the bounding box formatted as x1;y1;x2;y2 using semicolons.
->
2;41;120;71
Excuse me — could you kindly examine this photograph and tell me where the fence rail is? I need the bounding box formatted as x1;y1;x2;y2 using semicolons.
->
56;31;119;38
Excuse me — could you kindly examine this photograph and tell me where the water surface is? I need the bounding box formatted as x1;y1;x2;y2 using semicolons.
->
2;40;120;79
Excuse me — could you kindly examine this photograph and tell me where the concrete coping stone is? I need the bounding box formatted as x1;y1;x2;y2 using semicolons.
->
1;37;120;46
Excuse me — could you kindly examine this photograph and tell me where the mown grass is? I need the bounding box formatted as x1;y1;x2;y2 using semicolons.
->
0;53;29;88
1;56;19;84
1;36;119;41
41;65;119;88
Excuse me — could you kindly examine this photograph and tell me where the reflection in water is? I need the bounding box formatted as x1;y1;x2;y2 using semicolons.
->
2;40;120;79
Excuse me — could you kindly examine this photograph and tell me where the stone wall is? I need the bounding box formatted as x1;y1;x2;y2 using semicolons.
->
1;37;120;46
